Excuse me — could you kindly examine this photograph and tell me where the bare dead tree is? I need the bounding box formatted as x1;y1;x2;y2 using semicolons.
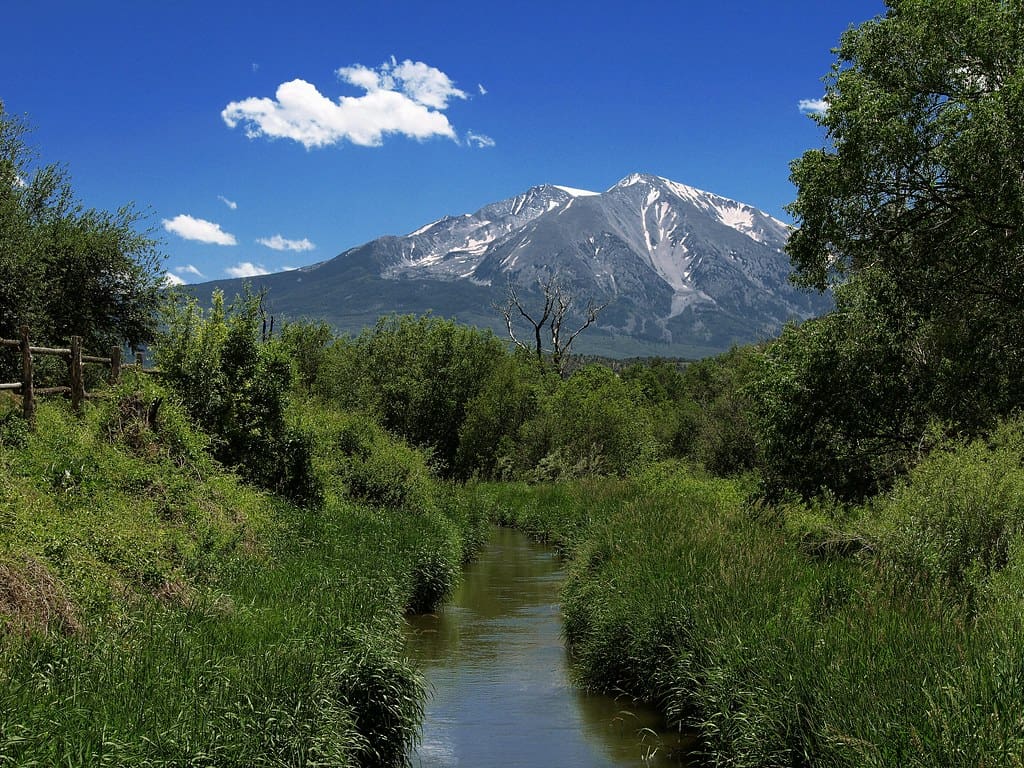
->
499;275;606;375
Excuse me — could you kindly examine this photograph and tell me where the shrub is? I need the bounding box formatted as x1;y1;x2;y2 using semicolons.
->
508;365;656;479
303;407;438;516
347;314;506;475
873;418;1024;599
156;290;320;505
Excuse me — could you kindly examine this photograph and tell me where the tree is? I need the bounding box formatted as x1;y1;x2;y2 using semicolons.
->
500;275;606;375
787;1;1024;419
770;0;1024;498
0;102;163;369
156;290;321;505
789;0;1024;299
350;314;506;475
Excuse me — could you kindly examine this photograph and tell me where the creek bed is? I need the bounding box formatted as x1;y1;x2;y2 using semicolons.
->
405;526;693;767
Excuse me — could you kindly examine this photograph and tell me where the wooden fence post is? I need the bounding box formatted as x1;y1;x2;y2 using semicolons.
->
70;335;84;413
19;325;34;427
109;345;121;384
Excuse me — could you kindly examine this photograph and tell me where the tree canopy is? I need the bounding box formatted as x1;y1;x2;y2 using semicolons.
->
788;0;1024;305
0;102;163;363
758;0;1024;500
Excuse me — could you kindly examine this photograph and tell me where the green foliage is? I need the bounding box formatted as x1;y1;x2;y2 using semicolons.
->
753;273;930;500
299;406;438;517
455;352;546;478
0;386;488;765
156;290;320;505
483;472;1024;767
873;418;1024;600
347;314;506;475
777;0;1024;497
501;364;656;480
99;374;210;468
0;103;163;377
279;319;336;394
674;346;761;475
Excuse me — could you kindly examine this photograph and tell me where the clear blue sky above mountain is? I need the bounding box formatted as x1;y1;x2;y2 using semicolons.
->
3;0;884;284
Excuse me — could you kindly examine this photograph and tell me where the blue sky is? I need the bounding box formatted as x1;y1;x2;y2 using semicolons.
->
3;0;884;284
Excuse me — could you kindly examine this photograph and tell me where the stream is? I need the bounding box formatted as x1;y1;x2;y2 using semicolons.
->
405;526;693;767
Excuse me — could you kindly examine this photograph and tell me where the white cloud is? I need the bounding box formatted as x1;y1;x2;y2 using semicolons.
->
173;264;205;278
257;234;316;252
798;98;828;115
218;195;238;210
222;57;469;149
225;262;270;278
163;271;186;286
466;131;495;148
478;83;487;96
162;214;237;245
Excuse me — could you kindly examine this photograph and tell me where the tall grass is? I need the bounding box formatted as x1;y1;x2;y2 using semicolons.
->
472;466;1024;767
0;386;485;766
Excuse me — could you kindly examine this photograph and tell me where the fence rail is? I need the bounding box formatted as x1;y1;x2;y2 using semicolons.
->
0;325;154;427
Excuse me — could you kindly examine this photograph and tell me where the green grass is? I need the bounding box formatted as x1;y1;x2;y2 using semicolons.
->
0;386;486;766
470;466;1024;767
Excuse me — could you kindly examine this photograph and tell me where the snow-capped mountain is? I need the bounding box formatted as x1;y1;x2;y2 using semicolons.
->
193;174;830;358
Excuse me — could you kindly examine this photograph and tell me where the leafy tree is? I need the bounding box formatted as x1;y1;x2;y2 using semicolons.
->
0;103;163;371
677;346;762;476
456;352;546;478
278;319;336;394
787;0;1024;429
156;290;320;505
350;314;506;475
753;273;930;500
766;1;1024;499
505;365;656;479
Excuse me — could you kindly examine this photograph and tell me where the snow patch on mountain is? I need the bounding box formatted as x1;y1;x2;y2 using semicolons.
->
553;185;599;197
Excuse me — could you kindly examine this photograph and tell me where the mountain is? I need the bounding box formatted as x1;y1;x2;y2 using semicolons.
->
189;173;830;358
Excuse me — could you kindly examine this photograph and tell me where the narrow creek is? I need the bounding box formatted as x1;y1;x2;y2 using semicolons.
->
405;526;694;767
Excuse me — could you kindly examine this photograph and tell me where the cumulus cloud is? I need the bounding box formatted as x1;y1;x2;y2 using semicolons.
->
257;234;316;252
466;131;495;148
162;214;237;246
218;195;238;210
225;262;270;278
163;271;186;286
798;98;829;115
222;57;469;149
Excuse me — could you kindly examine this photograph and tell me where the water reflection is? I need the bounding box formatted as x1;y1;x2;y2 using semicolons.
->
406;527;693;767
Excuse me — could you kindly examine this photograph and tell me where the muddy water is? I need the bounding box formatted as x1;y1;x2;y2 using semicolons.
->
406;526;693;767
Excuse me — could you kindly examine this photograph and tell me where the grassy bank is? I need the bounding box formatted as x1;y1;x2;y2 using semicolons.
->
0;386;486;766
470;468;1024;767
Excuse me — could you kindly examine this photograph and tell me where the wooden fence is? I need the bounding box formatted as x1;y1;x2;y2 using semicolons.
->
0;325;154;426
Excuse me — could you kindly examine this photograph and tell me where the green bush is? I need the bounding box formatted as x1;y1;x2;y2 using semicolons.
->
506;365;656;479
346;314;506;475
156;290;320;505
456;353;545;478
873;418;1024;599
301;406;438;517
